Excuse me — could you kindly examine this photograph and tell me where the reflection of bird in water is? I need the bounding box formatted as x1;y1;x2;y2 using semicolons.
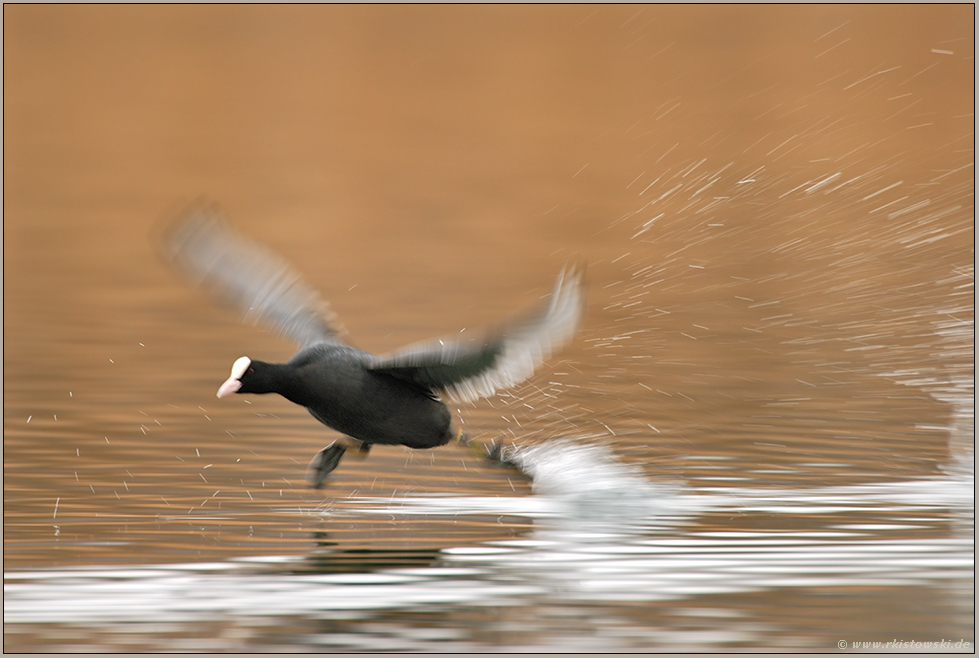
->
159;205;585;487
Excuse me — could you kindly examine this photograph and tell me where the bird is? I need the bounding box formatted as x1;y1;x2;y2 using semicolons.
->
159;205;585;488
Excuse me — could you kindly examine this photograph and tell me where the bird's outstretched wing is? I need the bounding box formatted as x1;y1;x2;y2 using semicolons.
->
369;264;585;403
159;205;345;348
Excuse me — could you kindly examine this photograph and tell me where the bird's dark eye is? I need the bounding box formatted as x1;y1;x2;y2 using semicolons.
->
247;367;254;374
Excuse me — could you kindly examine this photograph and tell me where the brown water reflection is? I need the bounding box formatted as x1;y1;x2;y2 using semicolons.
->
4;5;973;652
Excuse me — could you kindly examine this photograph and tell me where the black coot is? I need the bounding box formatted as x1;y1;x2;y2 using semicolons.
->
160;206;585;487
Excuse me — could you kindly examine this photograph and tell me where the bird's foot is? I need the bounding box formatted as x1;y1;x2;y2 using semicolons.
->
462;436;520;469
483;439;520;469
308;442;347;489
456;432;522;470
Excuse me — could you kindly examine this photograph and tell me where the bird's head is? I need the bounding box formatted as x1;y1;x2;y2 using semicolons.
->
217;356;253;398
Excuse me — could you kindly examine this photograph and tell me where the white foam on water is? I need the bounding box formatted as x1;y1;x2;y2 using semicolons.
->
5;439;972;635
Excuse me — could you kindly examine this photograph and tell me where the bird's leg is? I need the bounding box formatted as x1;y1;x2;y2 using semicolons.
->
456;429;485;460
309;442;345;488
308;441;347;489
483;438;521;469
308;438;373;488
349;439;371;460
456;430;521;470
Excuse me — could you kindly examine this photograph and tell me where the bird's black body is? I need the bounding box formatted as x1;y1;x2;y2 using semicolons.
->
160;205;584;487
242;345;454;450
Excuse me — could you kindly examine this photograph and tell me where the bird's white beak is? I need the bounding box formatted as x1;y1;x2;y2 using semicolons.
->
217;377;241;398
217;356;250;398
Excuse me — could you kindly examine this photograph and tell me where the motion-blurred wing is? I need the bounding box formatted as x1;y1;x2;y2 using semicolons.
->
369;264;584;403
159;205;345;348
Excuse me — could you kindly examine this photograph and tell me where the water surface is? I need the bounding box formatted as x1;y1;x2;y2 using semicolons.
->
4;5;974;652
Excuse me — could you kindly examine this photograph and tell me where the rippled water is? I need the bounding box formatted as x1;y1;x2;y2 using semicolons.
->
4;5;974;652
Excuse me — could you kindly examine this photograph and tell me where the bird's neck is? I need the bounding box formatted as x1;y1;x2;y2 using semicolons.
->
248;361;311;406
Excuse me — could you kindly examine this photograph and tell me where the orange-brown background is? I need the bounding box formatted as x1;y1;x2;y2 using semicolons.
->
3;5;974;650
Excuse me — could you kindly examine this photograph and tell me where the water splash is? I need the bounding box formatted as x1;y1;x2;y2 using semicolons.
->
508;439;696;530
